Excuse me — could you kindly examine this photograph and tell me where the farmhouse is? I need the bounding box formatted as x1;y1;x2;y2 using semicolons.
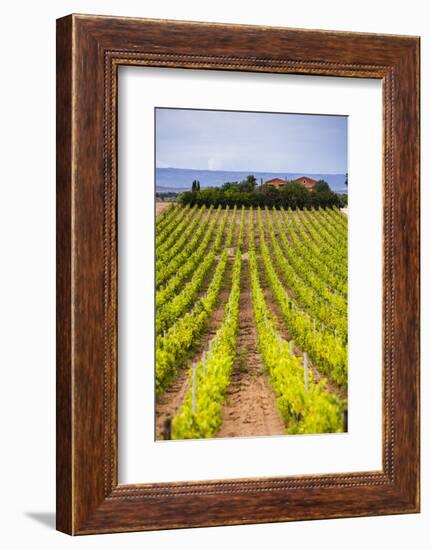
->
265;176;317;190
291;176;317;190
264;177;286;188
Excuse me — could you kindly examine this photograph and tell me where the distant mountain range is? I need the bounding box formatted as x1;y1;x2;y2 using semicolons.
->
156;168;348;194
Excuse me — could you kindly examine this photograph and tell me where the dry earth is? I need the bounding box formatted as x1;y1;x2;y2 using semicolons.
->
156;201;174;217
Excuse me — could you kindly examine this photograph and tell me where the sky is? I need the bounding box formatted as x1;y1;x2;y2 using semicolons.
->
155;108;347;174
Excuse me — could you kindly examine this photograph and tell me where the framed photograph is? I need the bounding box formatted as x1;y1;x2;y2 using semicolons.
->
56;14;420;535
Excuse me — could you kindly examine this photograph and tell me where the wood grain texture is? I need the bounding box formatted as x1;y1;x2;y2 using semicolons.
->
56;15;73;535
56;14;420;535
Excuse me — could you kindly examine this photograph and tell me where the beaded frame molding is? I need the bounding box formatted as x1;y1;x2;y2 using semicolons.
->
56;14;420;535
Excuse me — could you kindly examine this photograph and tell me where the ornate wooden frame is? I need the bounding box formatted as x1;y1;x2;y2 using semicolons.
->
56;14;420;535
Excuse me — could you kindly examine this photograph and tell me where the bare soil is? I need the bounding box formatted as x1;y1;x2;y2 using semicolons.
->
156;201;174;217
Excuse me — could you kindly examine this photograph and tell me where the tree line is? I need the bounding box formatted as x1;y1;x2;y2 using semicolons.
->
179;175;347;209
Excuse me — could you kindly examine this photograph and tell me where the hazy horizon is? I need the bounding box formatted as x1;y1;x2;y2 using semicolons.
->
156;108;348;175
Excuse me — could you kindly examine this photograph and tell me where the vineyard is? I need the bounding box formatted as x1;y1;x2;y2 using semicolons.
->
155;203;348;439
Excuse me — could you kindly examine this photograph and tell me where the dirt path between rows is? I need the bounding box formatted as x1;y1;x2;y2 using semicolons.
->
217;210;285;438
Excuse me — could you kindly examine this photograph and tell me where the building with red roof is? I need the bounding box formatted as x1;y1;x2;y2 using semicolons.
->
291;176;317;190
265;176;317;190
264;177;286;188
